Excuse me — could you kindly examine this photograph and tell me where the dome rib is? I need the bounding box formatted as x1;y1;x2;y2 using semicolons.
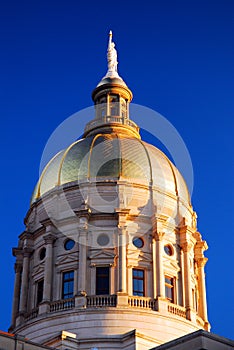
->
37;150;65;199
57;138;83;186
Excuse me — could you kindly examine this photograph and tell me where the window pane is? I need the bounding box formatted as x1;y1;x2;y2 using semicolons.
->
132;269;144;296
62;270;74;299
37;279;44;305
96;267;109;295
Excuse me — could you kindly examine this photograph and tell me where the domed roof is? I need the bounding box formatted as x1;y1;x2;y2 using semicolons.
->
31;133;190;205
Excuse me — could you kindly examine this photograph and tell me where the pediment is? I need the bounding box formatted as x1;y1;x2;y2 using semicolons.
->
56;253;78;265
89;250;116;260
127;251;152;263
32;263;45;276
164;258;180;272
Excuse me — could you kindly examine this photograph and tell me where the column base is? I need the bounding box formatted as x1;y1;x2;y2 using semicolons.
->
75;294;87;308
186;307;197;322
116;292;128;307
155;297;168;314
15;312;25;327
39;301;50;315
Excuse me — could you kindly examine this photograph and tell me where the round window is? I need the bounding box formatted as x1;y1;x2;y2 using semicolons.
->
39;247;46;260
132;237;144;248
97;234;110;247
164;244;173;256
64;239;75;251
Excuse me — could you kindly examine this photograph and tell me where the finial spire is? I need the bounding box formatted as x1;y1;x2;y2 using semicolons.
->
104;31;123;80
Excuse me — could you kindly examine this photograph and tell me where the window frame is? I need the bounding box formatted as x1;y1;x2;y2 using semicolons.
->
165;275;176;303
62;270;74;300
36;279;44;306
96;266;110;295
132;268;145;296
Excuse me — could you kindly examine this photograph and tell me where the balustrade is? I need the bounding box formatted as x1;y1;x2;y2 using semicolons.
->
128;296;155;309
50;298;75;312
167;303;186;318
87;295;116;307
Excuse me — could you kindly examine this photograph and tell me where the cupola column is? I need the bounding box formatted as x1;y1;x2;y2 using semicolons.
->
11;261;22;326
42;231;56;303
155;231;165;298
19;248;32;314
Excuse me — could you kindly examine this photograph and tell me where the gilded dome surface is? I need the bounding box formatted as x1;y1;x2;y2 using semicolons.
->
31;133;190;205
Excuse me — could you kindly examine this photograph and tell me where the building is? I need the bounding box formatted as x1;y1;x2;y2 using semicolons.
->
7;32;233;350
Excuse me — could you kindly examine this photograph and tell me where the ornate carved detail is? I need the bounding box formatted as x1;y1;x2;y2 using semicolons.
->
196;257;208;268
181;241;193;253
43;233;56;245
155;231;165;241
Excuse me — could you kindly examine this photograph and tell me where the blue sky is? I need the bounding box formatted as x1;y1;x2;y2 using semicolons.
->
0;0;233;340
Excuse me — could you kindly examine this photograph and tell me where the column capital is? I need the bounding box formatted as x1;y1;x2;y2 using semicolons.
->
181;241;193;253
43;233;56;245
155;231;165;241
196;257;208;268
195;240;208;254
12;247;23;259
23;247;33;257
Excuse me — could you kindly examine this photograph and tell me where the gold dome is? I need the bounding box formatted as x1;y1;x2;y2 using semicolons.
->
31;133;190;205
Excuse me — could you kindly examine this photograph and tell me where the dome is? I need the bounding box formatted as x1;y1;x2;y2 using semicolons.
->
31;133;190;205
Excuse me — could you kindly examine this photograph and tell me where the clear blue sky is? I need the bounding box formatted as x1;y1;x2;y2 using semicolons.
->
0;0;233;341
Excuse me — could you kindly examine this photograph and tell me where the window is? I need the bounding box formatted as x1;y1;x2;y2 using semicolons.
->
164;244;173;256
133;269;144;296
165;276;175;303
64;239;75;251
39;247;46;260
132;237;144;248
109;95;118;116
96;267;109;295
62;271;74;299
37;279;44;305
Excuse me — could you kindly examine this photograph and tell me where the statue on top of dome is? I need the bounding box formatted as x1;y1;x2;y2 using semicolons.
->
104;31;121;79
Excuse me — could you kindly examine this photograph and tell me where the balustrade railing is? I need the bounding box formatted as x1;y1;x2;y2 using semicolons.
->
84;116;139;133
25;307;39;321
87;295;117;307
167;303;186;318
50;297;75;312
128;296;155;309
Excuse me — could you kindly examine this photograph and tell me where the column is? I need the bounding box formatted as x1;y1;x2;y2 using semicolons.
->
152;238;157;299
78;217;88;296
11;262;22;326
42;233;55;302
181;242;193;319
118;225;127;293
155;232;165;298
19;249;31;314
197;257;208;322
